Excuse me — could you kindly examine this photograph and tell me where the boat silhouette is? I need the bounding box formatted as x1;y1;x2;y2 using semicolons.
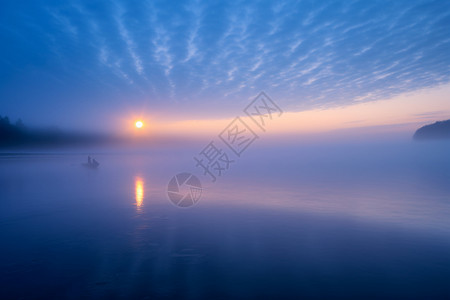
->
82;156;99;169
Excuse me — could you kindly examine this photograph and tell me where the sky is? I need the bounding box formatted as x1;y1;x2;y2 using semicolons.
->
0;0;449;134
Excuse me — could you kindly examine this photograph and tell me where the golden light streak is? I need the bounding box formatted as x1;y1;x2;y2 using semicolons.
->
135;177;144;212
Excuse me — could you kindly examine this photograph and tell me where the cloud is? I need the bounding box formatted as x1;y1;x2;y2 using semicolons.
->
0;0;449;120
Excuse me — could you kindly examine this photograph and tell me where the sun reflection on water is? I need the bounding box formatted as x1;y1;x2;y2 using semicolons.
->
135;176;144;212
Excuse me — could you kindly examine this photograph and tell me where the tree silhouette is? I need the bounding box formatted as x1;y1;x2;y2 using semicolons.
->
0;115;116;148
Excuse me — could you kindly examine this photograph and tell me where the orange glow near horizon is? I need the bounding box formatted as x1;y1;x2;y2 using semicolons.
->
116;83;450;139
151;83;450;137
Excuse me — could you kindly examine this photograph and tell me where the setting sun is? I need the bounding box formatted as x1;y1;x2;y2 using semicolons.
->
135;120;143;128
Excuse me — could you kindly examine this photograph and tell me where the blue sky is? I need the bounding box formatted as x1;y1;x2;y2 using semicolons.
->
0;0;449;131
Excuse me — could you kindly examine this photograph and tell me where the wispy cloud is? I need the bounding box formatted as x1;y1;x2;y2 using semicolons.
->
0;0;449;119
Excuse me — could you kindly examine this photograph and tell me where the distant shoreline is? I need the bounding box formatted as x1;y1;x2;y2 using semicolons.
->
413;119;450;140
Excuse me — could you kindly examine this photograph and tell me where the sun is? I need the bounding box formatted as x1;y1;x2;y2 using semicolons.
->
135;120;143;128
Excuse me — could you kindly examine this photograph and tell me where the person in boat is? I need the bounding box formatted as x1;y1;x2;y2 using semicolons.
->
92;158;99;167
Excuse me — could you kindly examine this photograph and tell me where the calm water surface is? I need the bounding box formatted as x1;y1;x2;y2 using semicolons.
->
0;141;449;299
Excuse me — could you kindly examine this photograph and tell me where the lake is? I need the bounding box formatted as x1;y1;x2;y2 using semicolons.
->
1;139;449;299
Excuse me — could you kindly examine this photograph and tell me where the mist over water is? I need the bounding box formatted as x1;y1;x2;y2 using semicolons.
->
1;134;450;299
1;0;449;297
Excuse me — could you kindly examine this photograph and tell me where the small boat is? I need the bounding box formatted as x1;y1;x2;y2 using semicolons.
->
82;156;99;169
